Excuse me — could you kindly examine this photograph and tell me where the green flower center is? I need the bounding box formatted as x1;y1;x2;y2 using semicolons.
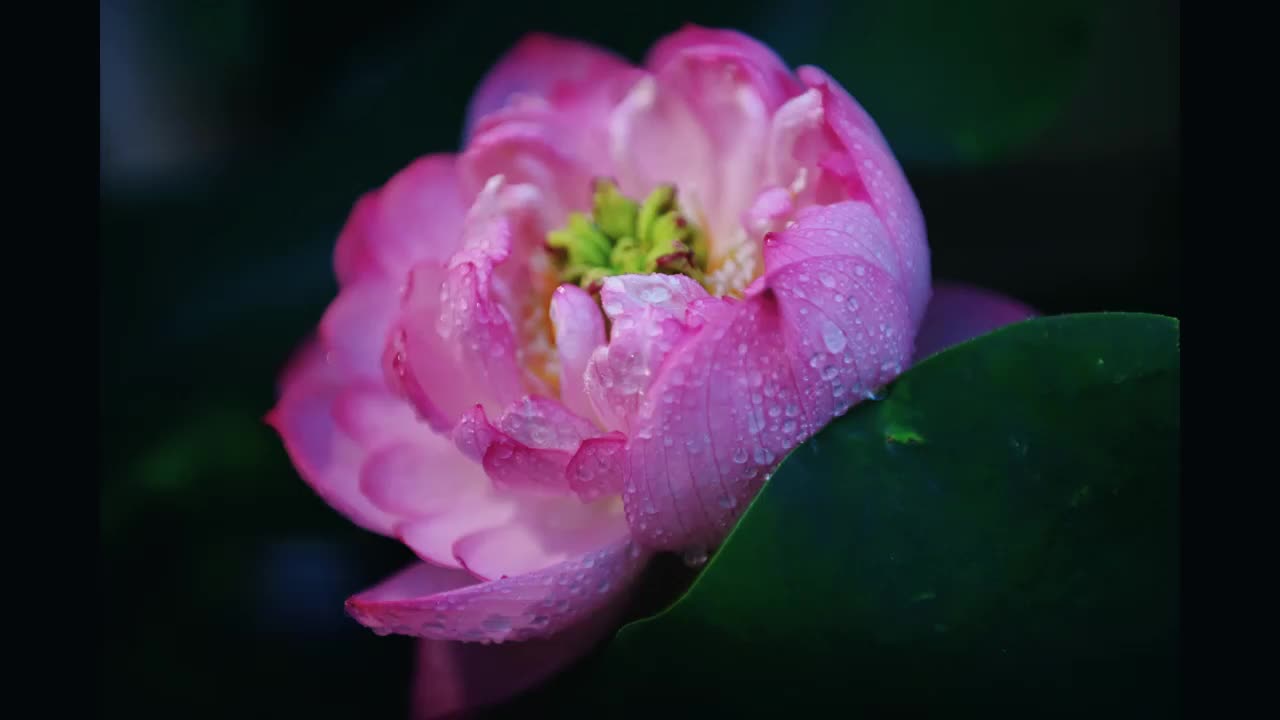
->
547;179;709;292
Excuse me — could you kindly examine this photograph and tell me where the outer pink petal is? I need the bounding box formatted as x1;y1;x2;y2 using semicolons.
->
410;600;626;719
272;340;511;561
797;67;932;327
795;66;890;149
623;202;916;551
464;33;636;140
763;201;902;279
549;284;606;423
319;279;400;382
913;282;1038;361
345;536;649;643
332;155;466;287
333;193;379;287
331;386;422;447
266;342;402;536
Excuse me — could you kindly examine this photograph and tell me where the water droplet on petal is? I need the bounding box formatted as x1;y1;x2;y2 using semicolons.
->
821;320;847;353
639;284;671;304
482;615;511;632
682;545;709;568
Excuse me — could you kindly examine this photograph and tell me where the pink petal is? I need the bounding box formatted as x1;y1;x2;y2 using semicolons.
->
483;441;577;496
764;89;849;207
385;262;486;431
743;185;795;236
585;275;709;432
358;440;486;518
622;202;916;551
453;497;629;580
437;260;519;408
346;536;649;643
333;193;379;287
357;560;479;599
454;397;602;495
797;67;932;327
598;272;708;317
459;118;594;225
452;405;500;463
464;33;635;141
645;24;803;110
265;342;401;536
913;282;1038;361
497;395;599;450
549;284;606;423
331;385;426;449
410;601;626;719
430;181;536;412
568;432;627;503
764;251;911;429
763;201;901;281
396;500;515;570
319;279;400;382
795;66;890;148
332;155;466;287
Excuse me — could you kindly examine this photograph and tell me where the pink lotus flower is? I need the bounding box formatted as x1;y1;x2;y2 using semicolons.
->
267;25;1034;717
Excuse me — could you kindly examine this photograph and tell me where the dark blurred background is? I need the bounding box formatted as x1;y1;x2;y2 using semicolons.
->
100;0;1179;717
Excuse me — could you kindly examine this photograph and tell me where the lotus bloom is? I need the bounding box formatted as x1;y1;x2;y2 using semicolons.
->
268;25;1033;716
